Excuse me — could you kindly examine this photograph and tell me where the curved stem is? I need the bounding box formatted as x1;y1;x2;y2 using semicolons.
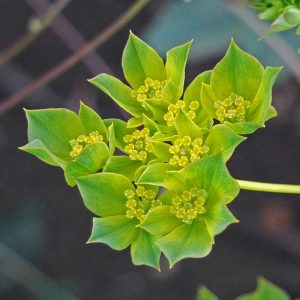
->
237;180;300;194
0;0;71;66
0;0;149;114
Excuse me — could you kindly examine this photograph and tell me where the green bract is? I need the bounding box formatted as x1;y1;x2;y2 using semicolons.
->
76;173;162;269
201;40;281;134
21;33;281;269
20;102;112;186
197;277;292;300
140;154;239;266
89;31;192;127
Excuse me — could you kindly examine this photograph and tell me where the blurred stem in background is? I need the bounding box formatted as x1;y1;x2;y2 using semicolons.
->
238;180;300;194
0;242;81;300
0;0;72;67
0;0;150;114
24;0;112;75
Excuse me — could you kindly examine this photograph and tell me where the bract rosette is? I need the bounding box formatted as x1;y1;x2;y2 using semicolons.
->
201;39;282;134
76;173;164;269
88;32;192;128
20;102;113;186
140;154;239;267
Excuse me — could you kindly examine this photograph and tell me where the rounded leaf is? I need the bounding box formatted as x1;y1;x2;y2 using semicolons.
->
88;216;138;250
76;173;134;217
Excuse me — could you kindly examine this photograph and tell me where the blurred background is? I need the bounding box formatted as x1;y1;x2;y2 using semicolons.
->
1;0;300;299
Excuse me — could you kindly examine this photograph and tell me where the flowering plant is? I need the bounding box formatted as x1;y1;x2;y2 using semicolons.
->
198;277;293;300
250;0;300;37
21;32;282;269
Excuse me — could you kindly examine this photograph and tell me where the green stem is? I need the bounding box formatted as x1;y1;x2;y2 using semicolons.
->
237;180;300;194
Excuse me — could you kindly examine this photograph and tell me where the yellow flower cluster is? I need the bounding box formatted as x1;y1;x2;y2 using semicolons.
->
163;100;200;126
130;78;167;105
69;131;103;158
123;128;153;161
124;186;162;222
170;187;207;224
215;93;250;123
169;136;209;167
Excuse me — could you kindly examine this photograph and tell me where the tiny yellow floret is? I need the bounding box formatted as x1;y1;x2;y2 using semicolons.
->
124;186;161;222
123;128;153;161
69;131;103;158
130;77;167;106
215;93;250;123
170;187;207;224
163;99;201;126
169;135;209;167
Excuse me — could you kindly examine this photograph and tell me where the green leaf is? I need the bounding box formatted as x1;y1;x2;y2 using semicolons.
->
204;124;245;162
79;102;108;140
203;202;238;237
142;114;160;135
184;71;212;127
184;71;211;105
197;286;219;300
89;74;143;117
19;139;66;167
144;99;170;123
211;39;264;101
264;106;277;122
282;7;300;26
151;141;172;163
201;83;219;119
175;110;203;139
161;80;180;103
236;277;291;300
175;154;240;207
127;116;143;128
247;66;282;124
122;32;166;89
88;216;138;250
224;121;262;135
65;142;110;187
76;173;134;217
107;124;115;156
139;205;182;236
156;219;213;267
164;171;189;192
137;162;174;186
25;108;84;161
130;228;161;270
165;41;192;99
103;156;142;181
104;119;133;152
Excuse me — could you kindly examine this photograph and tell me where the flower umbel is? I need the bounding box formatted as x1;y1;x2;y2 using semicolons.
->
214;93;250;123
170;187;207;224
169;136;209;167
130;78;167;106
163;100;200;126
70;131;103;158
123;128;153;161
125;186;162;222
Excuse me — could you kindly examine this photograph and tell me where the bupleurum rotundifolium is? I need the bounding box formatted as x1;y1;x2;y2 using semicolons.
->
214;93;250;123
170;187;207;224
169;136;209;167
124;186;162;222
163;100;201;126
130;78;167;106
69;131;103;158
123;128;153;161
